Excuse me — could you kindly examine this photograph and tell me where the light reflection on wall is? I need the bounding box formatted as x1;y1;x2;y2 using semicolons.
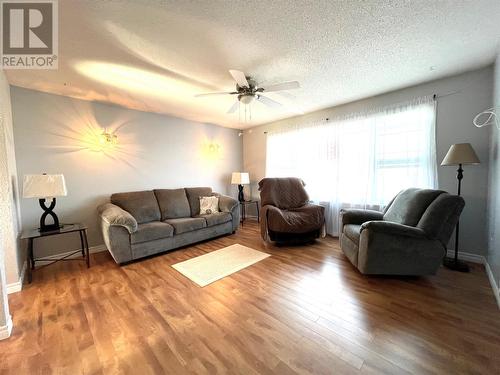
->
38;99;144;172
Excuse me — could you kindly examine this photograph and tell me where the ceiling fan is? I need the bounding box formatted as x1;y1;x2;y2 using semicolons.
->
195;70;300;114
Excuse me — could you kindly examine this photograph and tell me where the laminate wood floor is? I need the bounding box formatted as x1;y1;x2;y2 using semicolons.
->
1;222;499;374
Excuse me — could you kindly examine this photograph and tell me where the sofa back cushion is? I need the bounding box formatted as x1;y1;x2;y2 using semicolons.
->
154;188;191;220
111;190;160;224
383;188;444;226
185;187;212;216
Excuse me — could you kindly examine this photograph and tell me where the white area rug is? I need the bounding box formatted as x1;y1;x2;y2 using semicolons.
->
172;244;270;287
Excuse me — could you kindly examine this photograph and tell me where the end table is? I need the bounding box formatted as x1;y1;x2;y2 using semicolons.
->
21;223;90;283
239;200;260;225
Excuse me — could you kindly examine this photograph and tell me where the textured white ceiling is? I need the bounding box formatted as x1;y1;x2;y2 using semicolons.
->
6;0;500;129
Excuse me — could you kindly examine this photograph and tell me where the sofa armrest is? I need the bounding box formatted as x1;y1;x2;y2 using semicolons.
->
340;209;383;228
98;203;138;234
216;194;240;231
218;194;238;213
360;221;427;239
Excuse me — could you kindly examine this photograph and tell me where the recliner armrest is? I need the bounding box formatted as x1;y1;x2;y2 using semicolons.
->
98;203;138;234
340;209;383;227
361;220;427;239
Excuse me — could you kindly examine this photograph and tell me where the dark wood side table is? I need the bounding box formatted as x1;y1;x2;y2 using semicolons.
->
240;200;260;225
21;223;90;283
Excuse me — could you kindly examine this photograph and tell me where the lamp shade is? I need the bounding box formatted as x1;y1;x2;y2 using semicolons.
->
231;172;250;185
23;174;67;198
441;143;480;166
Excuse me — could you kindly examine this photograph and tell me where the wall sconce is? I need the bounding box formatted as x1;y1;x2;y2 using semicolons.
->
208;143;220;153
201;141;221;161
99;129;118;147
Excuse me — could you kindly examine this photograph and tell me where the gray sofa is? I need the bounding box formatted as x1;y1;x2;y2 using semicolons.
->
97;187;239;264
340;188;465;276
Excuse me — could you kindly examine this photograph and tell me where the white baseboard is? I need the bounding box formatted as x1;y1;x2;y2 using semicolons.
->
485;261;500;310
0;315;13;340
446;249;485;264
6;261;26;294
446;249;500;310
6;245;107;294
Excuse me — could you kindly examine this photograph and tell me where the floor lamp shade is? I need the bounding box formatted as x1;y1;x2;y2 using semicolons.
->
441;143;480;166
23;174;67;232
231;172;250;202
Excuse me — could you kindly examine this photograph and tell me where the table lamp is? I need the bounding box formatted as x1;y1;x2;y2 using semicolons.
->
23;174;67;232
231;172;250;202
441;143;480;272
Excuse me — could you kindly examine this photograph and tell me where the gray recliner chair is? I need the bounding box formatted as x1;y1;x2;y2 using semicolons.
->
340;188;465;276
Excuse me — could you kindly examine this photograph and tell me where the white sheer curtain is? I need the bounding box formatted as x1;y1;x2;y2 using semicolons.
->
266;96;438;235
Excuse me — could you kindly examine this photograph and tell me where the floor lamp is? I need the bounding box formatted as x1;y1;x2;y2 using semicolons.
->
441;143;480;272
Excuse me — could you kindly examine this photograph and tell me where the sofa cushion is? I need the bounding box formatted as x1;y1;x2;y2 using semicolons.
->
131;221;174;244
383;188;444;226
343;224;361;245
111;190;161;224
185;187;212;216
164;217;207;234
196;212;232;227
154;189;191;220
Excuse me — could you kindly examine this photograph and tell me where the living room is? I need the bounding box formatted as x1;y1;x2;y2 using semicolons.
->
0;1;500;374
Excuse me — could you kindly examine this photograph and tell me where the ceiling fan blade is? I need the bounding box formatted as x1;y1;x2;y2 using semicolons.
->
229;69;249;88
260;81;300;92
227;100;239;114
194;91;237;97
257;95;282;108
275;91;296;100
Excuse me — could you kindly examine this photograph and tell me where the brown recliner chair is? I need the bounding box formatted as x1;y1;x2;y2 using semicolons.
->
258;177;325;242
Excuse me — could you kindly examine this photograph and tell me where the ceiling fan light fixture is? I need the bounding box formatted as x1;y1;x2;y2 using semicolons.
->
239;94;255;105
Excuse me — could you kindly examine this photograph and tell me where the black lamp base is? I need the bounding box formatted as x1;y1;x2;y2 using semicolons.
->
39;198;62;233
237;184;245;202
443;257;470;272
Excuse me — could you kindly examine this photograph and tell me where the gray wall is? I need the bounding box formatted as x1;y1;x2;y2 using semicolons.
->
0;71;22;286
11;87;243;257
243;67;493;255
487;53;500;288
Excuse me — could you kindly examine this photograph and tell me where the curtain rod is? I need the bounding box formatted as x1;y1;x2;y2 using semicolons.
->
262;90;460;134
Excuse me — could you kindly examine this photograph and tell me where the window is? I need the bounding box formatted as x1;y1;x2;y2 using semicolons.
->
266;96;437;235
